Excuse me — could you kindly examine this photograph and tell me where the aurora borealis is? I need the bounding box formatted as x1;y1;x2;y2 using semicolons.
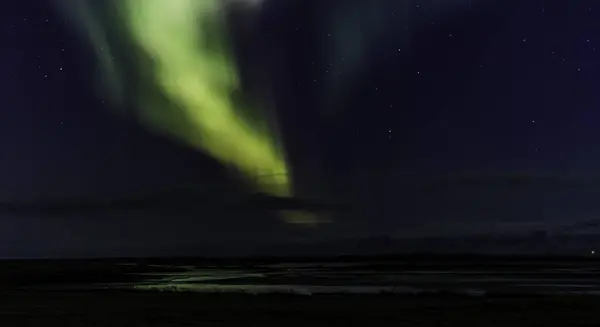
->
58;0;290;198
8;0;600;257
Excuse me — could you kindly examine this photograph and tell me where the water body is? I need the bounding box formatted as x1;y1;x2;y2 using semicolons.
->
20;260;600;296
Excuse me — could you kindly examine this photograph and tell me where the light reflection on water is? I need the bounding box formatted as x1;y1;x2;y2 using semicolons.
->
110;264;600;296
132;284;424;295
22;262;600;296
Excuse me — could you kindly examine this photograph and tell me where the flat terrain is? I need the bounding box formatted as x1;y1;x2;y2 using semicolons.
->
3;291;600;326
2;256;600;326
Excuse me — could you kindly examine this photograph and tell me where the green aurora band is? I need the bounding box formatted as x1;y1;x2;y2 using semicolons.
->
57;0;333;226
121;0;289;196
61;0;290;197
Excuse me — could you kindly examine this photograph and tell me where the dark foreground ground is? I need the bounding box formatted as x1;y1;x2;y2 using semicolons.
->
3;291;600;326
3;255;600;326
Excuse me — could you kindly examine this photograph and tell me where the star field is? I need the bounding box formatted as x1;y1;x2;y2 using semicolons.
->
277;0;600;174
3;0;600;187
2;0;600;255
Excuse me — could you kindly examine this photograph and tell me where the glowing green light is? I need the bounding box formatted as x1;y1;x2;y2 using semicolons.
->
56;0;332;225
118;0;288;196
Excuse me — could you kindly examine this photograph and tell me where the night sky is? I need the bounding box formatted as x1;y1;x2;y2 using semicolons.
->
2;0;600;257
